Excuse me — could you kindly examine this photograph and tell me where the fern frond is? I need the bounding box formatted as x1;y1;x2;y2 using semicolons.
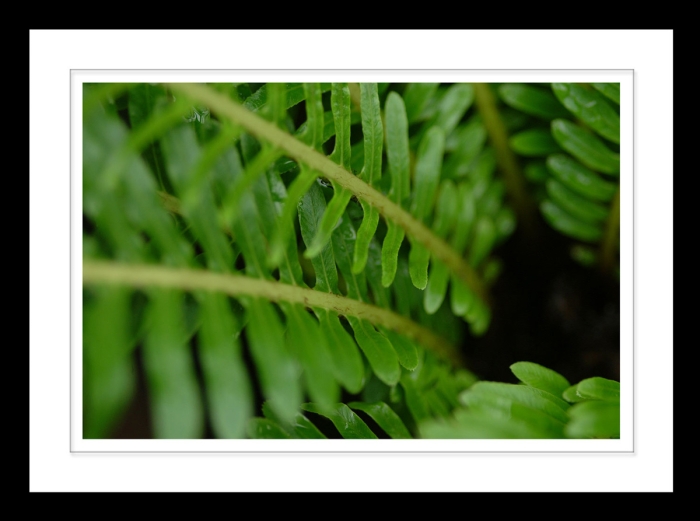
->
83;81;618;440
497;82;621;274
168;83;488;302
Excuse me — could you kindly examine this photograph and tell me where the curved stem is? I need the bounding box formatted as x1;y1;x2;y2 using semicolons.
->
473;83;538;238
83;260;462;367
168;83;487;301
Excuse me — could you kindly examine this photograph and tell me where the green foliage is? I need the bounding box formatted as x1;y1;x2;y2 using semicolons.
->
497;82;620;271
82;81;620;440
419;362;620;439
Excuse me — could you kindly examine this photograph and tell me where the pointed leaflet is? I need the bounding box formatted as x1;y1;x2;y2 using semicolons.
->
302;403;378;439
498;83;570;120
297;182;364;393
381;91;410;287
510;362;571;398
268;83;326;268
551;83;620;144
546;154;617;201
348;402;412;439
332;214;401;386
305;83;354;258
424;180;458;314
364;238;419;370
143;289;204;438
246;299;302;423
408;126;446;289
551;119;620;175
352;83;384;274
540;200;603;242
198;293;253;438
574;377;620;403
563;384;586;403
378;327;419;371
545;179;609;224
460;382;570;424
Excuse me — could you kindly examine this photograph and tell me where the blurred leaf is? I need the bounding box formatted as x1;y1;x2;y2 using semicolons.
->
246;418;293;439
198;293;252;438
415;84;474;144
510;128;562;156
524;161;549;183
262;402;327;439
510;361;571;397
461;381;569;423
551;119;620;175
83;286;135;438
302;403;378;439
285;305;339;412
403;83;439;123
575;377;621;403
540;200;603;242
143;289;204;439
546;154;617;201
591;83;621;105
565;401;620;439
468;216;497;268
498;83;570;119
420;410;549;439
246;300;302;423
349;401;413;439
551;83;620;143
546;179;609;224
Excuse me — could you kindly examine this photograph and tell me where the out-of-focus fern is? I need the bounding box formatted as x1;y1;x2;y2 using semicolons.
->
419;362;620;439
496;83;621;273
82;81;617;440
247;360;619;440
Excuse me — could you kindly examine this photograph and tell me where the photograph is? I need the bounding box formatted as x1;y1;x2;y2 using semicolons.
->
81;80;623;442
